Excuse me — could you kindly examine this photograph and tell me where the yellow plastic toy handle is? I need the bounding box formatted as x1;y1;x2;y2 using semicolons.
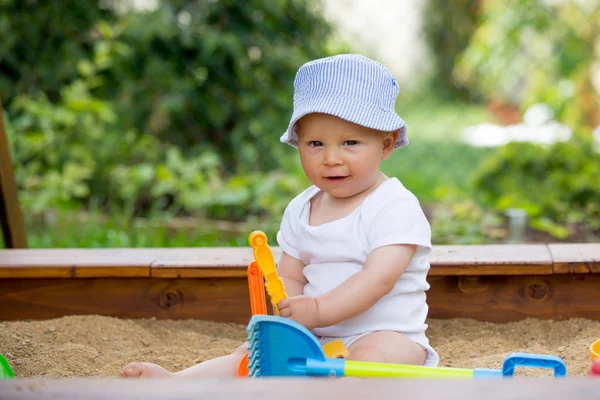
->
249;231;287;314
344;361;474;378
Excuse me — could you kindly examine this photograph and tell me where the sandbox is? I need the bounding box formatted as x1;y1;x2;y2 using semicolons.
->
0;243;598;398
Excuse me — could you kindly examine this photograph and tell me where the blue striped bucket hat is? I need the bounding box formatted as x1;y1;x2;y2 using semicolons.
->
280;54;408;149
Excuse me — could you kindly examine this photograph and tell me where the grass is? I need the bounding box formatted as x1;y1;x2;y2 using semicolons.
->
24;211;266;248
383;140;494;203
396;94;493;141
384;93;495;202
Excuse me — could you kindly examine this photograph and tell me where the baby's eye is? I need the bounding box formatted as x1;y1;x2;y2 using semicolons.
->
344;140;358;146
308;141;323;147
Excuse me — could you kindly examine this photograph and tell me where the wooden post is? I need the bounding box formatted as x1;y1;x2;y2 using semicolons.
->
0;98;27;248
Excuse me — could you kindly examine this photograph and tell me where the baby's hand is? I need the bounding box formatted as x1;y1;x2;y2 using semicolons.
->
277;295;319;330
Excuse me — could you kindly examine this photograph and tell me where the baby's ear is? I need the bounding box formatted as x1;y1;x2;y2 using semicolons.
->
382;130;399;159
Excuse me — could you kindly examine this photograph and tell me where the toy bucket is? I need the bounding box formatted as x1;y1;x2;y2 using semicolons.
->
591;339;600;361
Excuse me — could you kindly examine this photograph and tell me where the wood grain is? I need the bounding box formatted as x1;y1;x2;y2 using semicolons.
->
427;274;600;322
429;244;553;275
0;277;251;323
1;273;599;323
150;247;255;278
549;243;600;273
0;378;598;400
0;248;167;278
0;244;582;278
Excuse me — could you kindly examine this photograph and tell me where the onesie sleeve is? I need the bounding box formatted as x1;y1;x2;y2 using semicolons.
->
365;196;432;253
276;203;302;260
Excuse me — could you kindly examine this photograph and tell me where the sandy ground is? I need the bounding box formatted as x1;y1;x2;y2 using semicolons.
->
0;316;597;378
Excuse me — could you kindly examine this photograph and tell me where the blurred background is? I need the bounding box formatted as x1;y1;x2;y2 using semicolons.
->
1;0;599;248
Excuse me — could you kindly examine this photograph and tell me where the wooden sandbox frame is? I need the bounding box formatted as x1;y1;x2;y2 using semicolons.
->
0;243;598;399
0;243;598;323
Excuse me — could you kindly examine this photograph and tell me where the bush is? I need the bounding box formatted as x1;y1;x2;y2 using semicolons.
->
96;0;334;172
455;0;600;131
0;0;116;104
4;1;334;221
471;136;600;238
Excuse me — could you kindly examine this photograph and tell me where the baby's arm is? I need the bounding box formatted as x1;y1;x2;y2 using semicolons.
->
277;251;306;297
315;244;417;327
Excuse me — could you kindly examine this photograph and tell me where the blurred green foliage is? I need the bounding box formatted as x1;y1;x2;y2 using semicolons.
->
95;0;333;172
471;136;600;238
456;0;600;131
0;0;116;103
429;191;505;245
422;0;480;100
2;0;598;247
3;0;322;224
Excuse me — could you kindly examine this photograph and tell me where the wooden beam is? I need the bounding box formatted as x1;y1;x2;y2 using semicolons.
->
0;277;252;323
0;248;167;278
0;99;27;248
1;273;599;323
0;378;598;400
549;243;600;274
4;244;599;278
0;244;598;323
427;274;600;322
428;244;553;275
150;247;254;278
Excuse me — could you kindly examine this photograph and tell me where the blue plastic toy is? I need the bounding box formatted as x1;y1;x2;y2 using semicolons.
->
247;315;567;378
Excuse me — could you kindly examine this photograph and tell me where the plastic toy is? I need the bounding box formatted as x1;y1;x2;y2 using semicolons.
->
238;231;349;377
590;359;600;377
589;339;600;377
247;261;267;316
247;315;567;379
591;339;600;361
237;261;268;377
249;231;287;315
0;354;14;379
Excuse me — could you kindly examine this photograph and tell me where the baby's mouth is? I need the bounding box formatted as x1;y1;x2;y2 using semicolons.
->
325;176;349;181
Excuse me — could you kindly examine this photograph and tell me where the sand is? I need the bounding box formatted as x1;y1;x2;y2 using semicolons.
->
0;316;597;378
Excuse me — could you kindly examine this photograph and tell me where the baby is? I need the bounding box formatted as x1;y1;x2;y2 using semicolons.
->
121;54;439;378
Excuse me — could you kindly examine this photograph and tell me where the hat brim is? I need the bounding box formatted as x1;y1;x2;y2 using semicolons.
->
280;95;408;149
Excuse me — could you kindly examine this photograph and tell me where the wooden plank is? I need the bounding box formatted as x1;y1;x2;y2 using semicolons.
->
0;277;251;323
1;273;599;323
427;274;600;322
0;99;28;249
0;243;596;279
0;248;167;278
549;243;600;274
0;378;598;400
429;244;553;275
150;247;261;278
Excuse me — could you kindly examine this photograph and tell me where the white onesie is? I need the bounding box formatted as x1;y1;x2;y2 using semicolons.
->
276;178;439;366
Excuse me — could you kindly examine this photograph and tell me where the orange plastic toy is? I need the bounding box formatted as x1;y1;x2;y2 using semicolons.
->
237;230;349;377
249;231;287;315
591;339;600;361
247;261;267;316
237;261;267;377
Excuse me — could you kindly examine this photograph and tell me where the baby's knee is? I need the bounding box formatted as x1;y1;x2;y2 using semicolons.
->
347;346;385;363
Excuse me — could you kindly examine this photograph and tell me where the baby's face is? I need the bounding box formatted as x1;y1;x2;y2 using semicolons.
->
295;113;397;200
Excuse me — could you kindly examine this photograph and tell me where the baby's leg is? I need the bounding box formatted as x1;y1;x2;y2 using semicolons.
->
347;331;426;365
120;342;248;378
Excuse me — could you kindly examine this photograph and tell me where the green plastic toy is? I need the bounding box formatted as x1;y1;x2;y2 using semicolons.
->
0;354;15;379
